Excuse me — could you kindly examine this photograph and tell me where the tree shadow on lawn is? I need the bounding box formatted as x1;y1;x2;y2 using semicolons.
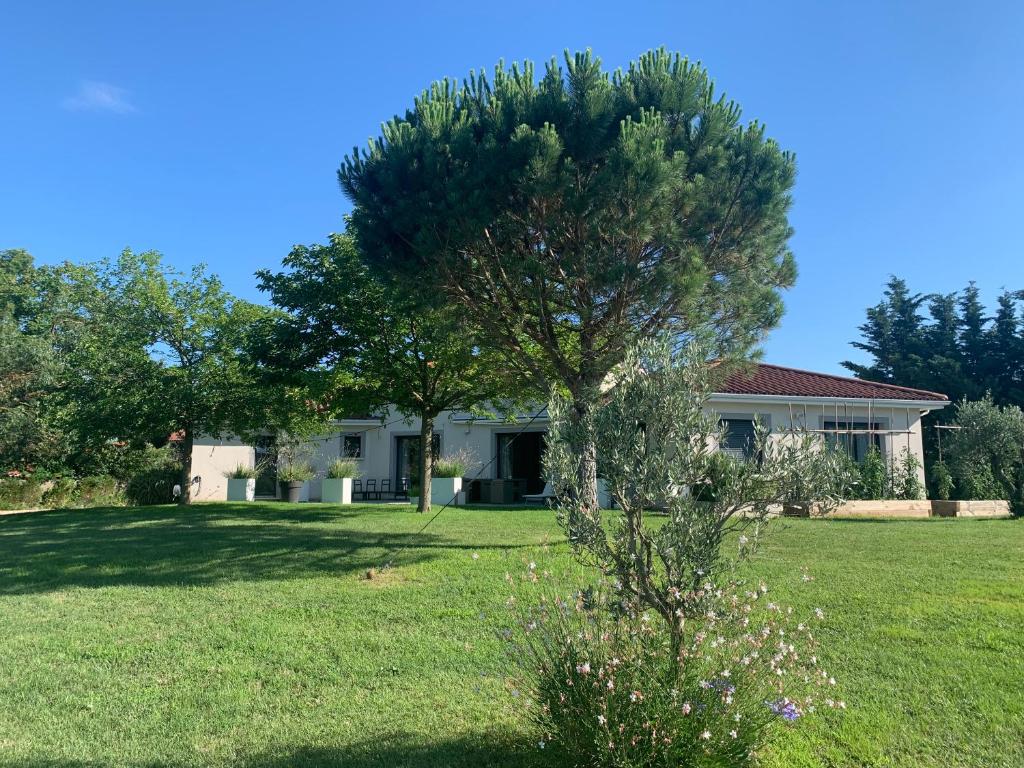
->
0;504;484;595
242;732;555;768
2;732;554;768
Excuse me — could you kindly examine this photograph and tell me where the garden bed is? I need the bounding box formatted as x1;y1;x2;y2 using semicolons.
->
785;499;1012;519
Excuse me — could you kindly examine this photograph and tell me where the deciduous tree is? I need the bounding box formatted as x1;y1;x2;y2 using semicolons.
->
257;232;523;512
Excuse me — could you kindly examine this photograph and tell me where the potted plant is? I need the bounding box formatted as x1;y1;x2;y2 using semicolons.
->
277;461;314;503
408;479;421;509
224;463;260;502
431;449;474;506
323;458;360;504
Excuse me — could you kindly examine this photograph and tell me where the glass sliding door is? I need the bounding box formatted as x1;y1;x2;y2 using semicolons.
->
254;436;278;497
394;434;440;496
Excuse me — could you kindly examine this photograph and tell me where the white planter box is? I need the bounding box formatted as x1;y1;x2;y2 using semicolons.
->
227;477;255;502
431;477;463;506
322;477;353;504
408;496;419;508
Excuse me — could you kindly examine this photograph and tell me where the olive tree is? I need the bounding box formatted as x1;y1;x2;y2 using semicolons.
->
544;338;850;661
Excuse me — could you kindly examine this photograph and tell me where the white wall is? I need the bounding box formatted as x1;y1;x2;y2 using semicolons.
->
189;398;937;501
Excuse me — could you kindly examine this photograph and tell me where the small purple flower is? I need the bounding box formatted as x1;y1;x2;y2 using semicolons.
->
768;698;801;721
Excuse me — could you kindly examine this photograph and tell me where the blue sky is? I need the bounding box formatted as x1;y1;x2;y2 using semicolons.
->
2;1;1022;374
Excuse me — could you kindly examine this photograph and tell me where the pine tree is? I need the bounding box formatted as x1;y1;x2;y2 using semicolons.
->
843;277;924;383
958;282;987;382
987;291;1022;404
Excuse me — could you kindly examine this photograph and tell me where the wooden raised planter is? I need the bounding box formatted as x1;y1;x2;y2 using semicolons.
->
931;500;1011;518
784;499;1012;519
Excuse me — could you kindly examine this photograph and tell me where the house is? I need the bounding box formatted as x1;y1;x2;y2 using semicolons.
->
188;364;949;502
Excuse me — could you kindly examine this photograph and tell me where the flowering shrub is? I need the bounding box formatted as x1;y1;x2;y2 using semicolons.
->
509;577;841;767
506;338;847;765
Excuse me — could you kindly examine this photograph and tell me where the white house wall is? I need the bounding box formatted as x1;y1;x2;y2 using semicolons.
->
189;398;935;501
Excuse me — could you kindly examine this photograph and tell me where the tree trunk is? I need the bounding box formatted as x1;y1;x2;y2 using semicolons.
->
179;427;194;505
572;395;599;511
417;413;434;514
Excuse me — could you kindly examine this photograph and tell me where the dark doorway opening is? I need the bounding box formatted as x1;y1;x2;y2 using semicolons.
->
496;431;547;494
254;436;278;497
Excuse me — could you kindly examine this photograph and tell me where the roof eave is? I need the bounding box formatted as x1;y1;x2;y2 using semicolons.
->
710;392;949;410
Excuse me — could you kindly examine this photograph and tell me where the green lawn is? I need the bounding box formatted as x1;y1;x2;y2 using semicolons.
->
0;504;1021;768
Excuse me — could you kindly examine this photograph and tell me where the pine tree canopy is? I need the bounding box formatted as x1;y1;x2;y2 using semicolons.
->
339;48;797;398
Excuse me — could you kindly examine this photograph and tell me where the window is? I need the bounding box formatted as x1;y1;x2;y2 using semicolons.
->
342;433;363;459
823;421;882;462
720;419;757;461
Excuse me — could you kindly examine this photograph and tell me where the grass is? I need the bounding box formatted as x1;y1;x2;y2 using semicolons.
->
0;503;1021;767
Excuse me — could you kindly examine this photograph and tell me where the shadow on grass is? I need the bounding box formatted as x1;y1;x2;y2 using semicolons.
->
0;504;458;595
1;733;555;768
243;733;555;768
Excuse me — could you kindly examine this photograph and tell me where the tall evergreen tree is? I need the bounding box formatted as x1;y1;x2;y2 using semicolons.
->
958;282;987;381
340;49;798;507
843;277;925;384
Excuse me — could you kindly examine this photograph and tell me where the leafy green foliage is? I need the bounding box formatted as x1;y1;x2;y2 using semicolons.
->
944;397;1024;507
0;311;64;473
858;447;887;500
32;249;294;502
0;478;44;509
844;277;1024;490
341;48;800;506
545;338;848;647
257;232;520;512
931;461;954;501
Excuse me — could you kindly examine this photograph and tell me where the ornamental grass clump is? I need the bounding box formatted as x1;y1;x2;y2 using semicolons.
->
505;338;849;766
433;448;475;478
326;458;361;479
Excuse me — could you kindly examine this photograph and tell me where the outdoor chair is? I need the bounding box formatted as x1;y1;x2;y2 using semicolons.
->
353;479;363;500
364;479;377;500
522;481;556;504
379;478;391;499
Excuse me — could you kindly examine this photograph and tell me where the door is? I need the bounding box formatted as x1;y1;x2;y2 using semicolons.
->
496;431;547;494
254;436;278;497
394;434;440;495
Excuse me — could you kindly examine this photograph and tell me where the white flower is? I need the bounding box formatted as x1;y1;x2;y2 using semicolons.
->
700;730;712;740
597;714;607;725
681;702;692;715
730;729;738;739
576;662;591;675
471;552;479;560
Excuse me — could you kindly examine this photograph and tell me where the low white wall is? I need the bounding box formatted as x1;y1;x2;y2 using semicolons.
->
190;437;254;501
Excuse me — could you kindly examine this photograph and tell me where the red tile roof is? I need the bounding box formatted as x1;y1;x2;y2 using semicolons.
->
718;363;948;402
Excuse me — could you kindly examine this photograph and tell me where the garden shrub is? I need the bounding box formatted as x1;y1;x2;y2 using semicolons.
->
891;448;923;500
0;477;44;509
40;476;78;507
510;579;841;767
857;447;886;500
125;445;181;505
930;461;954;501
945;397;1024;505
519;338;847;766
